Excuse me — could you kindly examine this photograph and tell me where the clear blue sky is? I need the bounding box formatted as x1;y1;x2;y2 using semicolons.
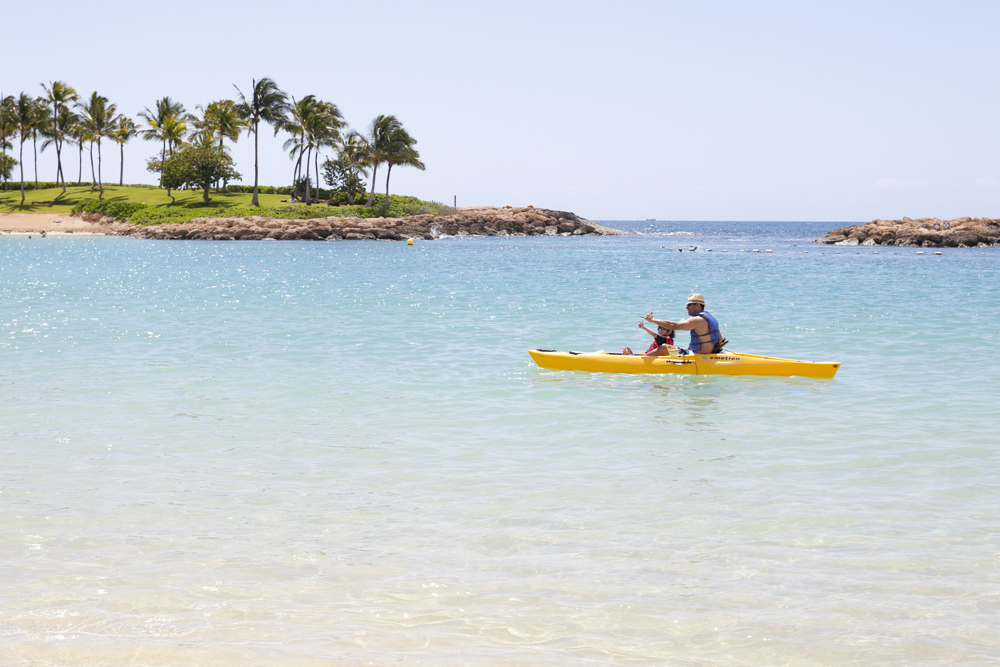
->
5;0;998;221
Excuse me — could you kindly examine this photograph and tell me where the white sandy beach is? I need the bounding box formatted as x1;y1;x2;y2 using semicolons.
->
0;213;109;235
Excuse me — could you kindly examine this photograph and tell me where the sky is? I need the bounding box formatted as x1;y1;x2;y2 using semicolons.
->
4;0;999;221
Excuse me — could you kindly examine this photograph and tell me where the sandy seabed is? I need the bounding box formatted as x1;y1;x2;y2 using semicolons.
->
0;212;108;235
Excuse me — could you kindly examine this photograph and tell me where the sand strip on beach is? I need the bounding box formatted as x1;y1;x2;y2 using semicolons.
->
0;213;109;235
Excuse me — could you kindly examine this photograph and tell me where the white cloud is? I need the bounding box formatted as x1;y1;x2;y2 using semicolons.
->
874;178;924;189
974;176;998;188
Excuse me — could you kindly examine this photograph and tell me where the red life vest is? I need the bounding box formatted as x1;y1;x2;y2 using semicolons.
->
646;334;674;353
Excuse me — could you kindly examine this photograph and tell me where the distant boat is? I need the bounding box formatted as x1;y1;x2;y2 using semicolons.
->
645;218;656;221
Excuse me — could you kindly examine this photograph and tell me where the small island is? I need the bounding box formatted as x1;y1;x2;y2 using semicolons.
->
816;217;1000;248
1;186;628;240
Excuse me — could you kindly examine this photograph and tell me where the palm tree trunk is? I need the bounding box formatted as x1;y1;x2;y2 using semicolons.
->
89;142;96;189
119;142;124;186
304;146;312;203
252;122;259;206
366;164;379;207
56;140;65;192
315;150;320;200
385;163;393;207
97;140;103;197
160;141;169;196
32;134;38;187
77;143;83;186
220;136;227;193
54;103;65;193
19;139;25;205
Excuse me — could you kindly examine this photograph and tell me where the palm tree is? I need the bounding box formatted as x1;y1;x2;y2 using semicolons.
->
194;100;245;148
311;100;344;200
282;95;314;195
194;100;245;191
139;96;187;192
12;93;38;204
383;123;424;206
324;130;371;204
77;92;117;197
140;97;189;195
30;97;49;188
111;116;137;186
233;77;289;206
162;114;188;156
66;114;89;186
0;94;15;192
282;95;341;202
39;106;76;187
363;114;403;207
40;81;79;192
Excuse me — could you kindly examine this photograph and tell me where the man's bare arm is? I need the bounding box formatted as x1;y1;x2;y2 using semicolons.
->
643;312;698;331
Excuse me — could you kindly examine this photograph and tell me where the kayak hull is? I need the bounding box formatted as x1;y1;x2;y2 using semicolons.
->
528;349;840;379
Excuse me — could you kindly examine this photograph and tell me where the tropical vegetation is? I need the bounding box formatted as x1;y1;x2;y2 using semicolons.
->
159;140;241;203
0;77;426;217
0;152;16;186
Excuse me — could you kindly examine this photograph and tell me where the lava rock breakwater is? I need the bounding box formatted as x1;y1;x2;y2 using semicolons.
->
79;206;627;241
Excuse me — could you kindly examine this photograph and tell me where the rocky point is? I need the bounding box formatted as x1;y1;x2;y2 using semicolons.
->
76;206;627;241
816;217;1000;248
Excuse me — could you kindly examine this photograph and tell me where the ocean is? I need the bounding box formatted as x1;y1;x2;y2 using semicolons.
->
2;222;998;665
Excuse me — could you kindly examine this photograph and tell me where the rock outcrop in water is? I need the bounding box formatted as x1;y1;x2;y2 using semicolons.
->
816;217;1000;247
77;206;628;241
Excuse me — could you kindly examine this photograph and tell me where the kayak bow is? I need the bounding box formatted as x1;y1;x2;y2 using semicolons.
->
528;349;840;379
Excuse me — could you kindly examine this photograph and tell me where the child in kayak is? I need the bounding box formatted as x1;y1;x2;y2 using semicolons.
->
622;321;675;356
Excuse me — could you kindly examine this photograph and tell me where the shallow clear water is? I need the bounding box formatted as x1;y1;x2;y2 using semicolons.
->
2;225;998;665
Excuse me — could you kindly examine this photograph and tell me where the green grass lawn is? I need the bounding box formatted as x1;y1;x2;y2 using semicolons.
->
1;184;451;225
0;185;294;214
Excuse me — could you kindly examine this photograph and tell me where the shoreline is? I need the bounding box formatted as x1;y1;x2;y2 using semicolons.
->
0;213;110;235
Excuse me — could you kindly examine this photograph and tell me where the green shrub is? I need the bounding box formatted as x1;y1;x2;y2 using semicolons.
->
224;184;296;195
6;182;187;192
7;181;62;191
325;190;368;205
71;198;149;220
224;184;340;197
353;194;453;218
127;204;346;226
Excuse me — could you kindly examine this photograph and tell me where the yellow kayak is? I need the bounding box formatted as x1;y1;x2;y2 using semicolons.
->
529;349;840;379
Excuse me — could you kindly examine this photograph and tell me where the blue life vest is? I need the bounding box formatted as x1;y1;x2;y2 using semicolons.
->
688;310;721;353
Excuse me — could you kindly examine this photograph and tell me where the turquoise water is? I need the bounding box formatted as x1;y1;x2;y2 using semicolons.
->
2;225;998;665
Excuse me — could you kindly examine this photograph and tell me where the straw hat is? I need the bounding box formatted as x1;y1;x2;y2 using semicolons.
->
686;293;705;305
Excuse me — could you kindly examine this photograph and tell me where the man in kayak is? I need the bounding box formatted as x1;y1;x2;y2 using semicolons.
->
643;293;725;354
